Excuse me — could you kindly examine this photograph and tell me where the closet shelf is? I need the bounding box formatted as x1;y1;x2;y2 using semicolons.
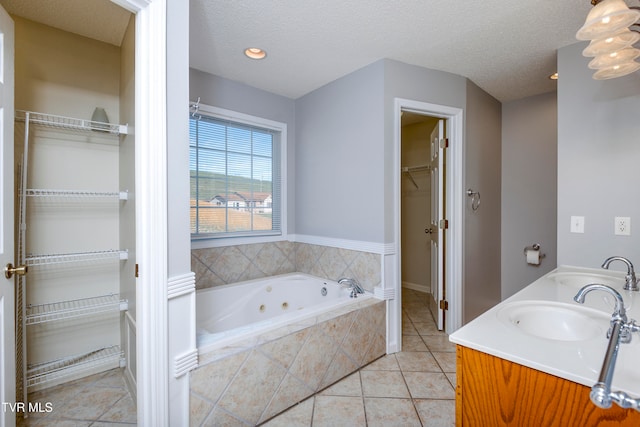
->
25;250;128;266
15;110;128;135
25;189;128;200
26;294;128;325
26;345;125;389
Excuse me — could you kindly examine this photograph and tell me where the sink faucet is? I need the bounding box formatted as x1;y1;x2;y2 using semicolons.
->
574;283;627;323
601;256;639;291
338;277;364;298
574;283;640;412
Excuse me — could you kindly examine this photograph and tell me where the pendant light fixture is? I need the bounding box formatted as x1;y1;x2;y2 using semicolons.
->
576;0;640;79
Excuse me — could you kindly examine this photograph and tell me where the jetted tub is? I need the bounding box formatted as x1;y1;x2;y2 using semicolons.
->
196;272;365;351
190;272;386;425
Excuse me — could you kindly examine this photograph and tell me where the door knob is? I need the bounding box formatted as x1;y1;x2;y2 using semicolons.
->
425;228;433;234
4;263;28;279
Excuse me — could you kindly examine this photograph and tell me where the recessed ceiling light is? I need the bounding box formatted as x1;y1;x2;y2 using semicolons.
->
549;72;558;80
244;47;267;60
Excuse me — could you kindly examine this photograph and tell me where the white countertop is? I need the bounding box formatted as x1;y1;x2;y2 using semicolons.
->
449;265;640;396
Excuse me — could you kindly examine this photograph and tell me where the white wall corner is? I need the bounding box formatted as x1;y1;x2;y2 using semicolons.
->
174;348;198;378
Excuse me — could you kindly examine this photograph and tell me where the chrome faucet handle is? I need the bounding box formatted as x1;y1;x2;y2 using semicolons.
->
338;277;364;298
602;256;639;291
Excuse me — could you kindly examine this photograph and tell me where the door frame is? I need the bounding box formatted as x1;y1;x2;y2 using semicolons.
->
112;0;169;425
392;98;463;350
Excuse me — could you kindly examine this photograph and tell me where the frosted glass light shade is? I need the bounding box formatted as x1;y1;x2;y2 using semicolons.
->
576;0;640;40
593;60;640;79
588;47;640;69
582;28;640;56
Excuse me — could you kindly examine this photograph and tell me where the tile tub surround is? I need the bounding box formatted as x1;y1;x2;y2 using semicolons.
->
190;298;386;426
191;242;382;291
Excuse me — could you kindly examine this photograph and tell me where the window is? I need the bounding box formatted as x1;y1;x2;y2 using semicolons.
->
190;105;285;241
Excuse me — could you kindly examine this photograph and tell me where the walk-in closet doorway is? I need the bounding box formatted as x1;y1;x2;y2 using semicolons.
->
400;112;442;327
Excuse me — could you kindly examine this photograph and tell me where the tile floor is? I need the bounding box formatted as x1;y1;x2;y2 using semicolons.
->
16;368;136;426
15;289;454;426
262;288;456;426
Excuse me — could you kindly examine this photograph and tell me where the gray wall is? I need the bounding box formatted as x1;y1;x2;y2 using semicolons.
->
189;69;297;234
383;59;466;243
463;80;502;323
501;92;558;299
557;43;640;268
295;61;385;241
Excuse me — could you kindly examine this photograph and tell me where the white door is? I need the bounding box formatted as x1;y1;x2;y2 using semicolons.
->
429;120;445;330
0;5;15;427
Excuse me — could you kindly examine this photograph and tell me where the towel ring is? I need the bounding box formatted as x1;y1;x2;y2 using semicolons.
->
466;189;480;211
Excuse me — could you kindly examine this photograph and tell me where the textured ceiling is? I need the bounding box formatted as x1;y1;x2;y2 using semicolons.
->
1;1;600;103
190;0;596;102
1;0;131;46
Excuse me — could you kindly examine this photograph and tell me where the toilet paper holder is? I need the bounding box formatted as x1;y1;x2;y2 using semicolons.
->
524;243;546;264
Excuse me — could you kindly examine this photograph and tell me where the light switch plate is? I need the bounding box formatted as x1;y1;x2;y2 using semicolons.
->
571;216;585;233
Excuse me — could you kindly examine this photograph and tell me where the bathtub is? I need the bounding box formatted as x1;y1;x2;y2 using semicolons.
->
196;272;364;351
190;273;386;426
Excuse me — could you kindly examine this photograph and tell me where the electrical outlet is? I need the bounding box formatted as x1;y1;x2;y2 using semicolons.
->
615;216;631;236
571;216;585;233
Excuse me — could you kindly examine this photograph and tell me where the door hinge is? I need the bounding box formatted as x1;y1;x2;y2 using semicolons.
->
440;138;449;149
439;300;449;310
439;219;449;229
135;263;139;278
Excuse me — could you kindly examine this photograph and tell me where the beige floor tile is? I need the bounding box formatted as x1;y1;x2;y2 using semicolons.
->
312;395;366;427
445;372;457;388
360;370;410;398
395;352;442;372
402;321;419;336
414;399;456;426
54;387;128;420
421;335;457;352
361;354;400;371
401;335;429;352
98;393;137;423
405;310;433;323
92;369;127;389
90;423;136;427
363;397;422;427
432;351;457;373
28;419;92;427
261;397;315;427
403;372;455;399
412;321;441;336
319;372;362;397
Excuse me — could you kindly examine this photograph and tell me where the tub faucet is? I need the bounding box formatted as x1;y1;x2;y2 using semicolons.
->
601;256;638;291
338;277;365;298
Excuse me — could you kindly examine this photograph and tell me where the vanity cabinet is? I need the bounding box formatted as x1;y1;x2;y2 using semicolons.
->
456;346;640;426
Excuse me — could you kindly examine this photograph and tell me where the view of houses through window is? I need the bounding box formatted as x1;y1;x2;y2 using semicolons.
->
190;111;280;237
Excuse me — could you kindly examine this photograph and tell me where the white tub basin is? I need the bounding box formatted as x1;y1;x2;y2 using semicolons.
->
496;300;610;342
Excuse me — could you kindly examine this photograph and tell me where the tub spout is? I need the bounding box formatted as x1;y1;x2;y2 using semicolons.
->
338;277;364;298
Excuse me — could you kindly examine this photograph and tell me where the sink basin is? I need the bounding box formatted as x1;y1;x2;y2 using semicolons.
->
497;301;610;341
544;272;626;313
547;272;623;289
